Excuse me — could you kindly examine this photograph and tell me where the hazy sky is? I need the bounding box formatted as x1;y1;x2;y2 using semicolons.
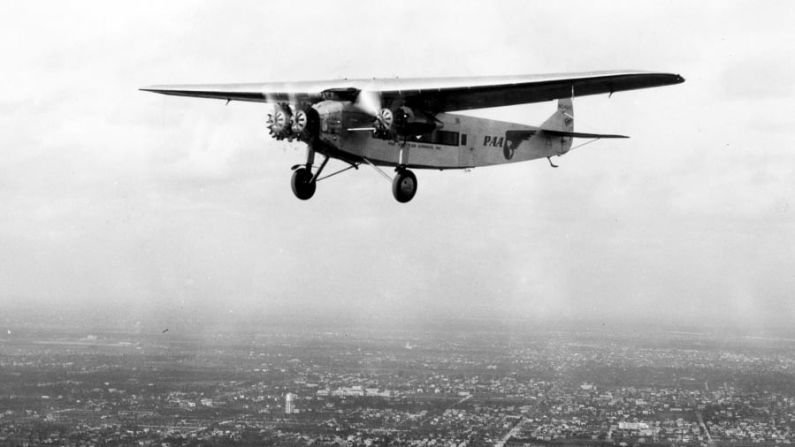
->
1;1;793;331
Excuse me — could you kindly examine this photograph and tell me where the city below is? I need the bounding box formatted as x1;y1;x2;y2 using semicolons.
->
1;319;793;446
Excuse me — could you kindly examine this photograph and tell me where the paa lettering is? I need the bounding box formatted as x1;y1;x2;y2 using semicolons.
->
483;136;505;147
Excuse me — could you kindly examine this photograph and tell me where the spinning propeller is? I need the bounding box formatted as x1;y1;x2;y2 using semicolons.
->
352;90;397;137
266;102;294;140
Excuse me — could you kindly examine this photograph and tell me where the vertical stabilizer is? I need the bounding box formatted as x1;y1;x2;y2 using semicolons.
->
539;98;574;156
541;98;574;132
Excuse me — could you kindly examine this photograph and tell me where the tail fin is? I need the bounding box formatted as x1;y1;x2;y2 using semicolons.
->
541;97;628;140
539;98;574;155
540;98;574;132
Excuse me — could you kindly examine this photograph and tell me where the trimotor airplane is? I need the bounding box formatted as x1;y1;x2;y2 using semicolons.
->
141;70;684;203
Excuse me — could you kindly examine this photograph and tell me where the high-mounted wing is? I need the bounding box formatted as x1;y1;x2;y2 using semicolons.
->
390;70;684;112
139;80;333;104
140;70;684;112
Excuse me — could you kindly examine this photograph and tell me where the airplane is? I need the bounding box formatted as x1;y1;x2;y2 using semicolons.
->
141;70;684;203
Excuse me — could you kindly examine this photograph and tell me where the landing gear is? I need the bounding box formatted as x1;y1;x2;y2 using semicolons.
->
360;157;419;203
290;152;418;203
392;169;417;203
291;167;316;200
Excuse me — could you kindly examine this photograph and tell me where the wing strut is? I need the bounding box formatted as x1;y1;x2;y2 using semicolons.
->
316;163;359;182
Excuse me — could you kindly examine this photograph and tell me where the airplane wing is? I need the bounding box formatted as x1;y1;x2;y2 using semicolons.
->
141;70;684;112
139;81;328;104
376;70;684;112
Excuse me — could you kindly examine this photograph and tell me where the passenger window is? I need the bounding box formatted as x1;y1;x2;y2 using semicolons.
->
416;131;460;146
461;134;467;146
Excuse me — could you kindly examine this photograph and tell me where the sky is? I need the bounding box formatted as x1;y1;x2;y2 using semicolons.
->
0;1;793;333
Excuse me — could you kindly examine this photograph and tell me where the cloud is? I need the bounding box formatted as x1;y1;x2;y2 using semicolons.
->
722;55;795;101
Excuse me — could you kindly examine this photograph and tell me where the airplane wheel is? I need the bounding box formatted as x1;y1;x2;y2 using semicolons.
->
291;167;316;200
392;169;417;203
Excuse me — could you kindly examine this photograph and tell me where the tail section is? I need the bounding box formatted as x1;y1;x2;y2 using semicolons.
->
502;98;575;160
501;97;628;163
539;98;575;155
539;98;628;156
541;98;574;133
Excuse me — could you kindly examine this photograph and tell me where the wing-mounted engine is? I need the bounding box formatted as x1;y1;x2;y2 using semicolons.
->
373;108;394;139
266;102;294;141
372;106;440;140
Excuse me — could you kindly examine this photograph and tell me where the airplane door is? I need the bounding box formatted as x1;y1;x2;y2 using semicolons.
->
458;132;474;167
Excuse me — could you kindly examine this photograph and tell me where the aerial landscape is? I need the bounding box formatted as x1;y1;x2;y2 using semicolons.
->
2;317;794;446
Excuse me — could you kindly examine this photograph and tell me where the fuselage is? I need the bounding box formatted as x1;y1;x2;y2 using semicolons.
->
312;102;573;170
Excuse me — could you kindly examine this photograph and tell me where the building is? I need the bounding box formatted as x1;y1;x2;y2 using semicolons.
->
285;393;296;414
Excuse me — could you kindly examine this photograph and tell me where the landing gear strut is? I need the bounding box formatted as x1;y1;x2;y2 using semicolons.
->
392;169;417;203
361;157;419;203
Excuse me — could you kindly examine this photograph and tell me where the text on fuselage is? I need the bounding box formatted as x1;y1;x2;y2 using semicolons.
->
483;136;505;147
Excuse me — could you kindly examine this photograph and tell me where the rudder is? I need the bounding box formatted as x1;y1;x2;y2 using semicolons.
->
540;98;574;132
539;98;574;156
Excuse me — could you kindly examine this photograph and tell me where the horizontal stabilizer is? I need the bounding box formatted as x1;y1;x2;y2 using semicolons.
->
539;129;628;139
506;129;628;147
